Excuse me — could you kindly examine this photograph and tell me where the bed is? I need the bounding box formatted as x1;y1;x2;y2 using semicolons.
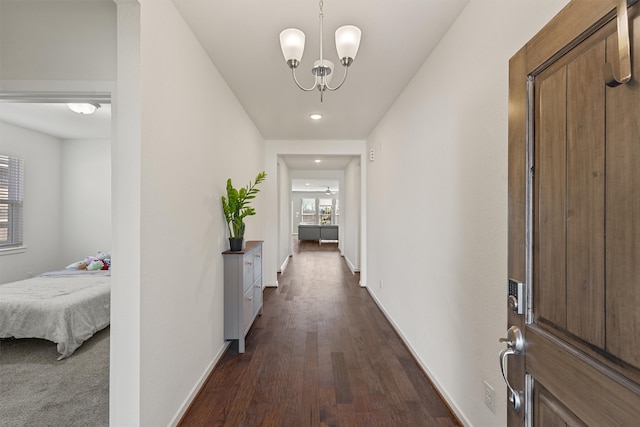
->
0;270;110;360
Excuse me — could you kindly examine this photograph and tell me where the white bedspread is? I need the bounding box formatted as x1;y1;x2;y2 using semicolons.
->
0;274;110;360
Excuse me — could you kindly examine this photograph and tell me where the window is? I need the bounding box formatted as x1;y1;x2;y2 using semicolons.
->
301;198;316;224
0;155;24;248
319;198;332;224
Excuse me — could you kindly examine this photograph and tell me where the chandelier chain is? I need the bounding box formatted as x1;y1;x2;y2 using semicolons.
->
318;0;324;71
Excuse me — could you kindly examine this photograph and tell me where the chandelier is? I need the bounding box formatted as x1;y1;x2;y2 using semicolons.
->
279;0;361;102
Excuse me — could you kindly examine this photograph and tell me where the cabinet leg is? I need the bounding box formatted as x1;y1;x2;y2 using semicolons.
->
239;338;245;354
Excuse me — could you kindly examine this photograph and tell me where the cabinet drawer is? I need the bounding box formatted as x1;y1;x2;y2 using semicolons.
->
243;252;254;292
242;286;254;333
253;251;262;282
252;278;263;316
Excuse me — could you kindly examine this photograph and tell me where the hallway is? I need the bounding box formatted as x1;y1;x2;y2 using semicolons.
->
180;241;460;426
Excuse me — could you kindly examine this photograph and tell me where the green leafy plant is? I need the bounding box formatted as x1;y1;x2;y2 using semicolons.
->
221;171;267;239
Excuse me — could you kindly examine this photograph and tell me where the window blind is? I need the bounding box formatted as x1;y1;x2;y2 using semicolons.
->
0;155;24;248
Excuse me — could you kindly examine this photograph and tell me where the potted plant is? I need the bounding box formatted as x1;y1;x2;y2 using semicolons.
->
221;171;266;251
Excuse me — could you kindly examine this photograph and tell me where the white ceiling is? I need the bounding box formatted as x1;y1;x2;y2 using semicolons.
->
283;154;356;191
0;0;468;178
281;154;356;170
172;0;469;140
292;178;340;193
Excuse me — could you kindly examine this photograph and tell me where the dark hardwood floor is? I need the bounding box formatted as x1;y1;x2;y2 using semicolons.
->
179;240;460;426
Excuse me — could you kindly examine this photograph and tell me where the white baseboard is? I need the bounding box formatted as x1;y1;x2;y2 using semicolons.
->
364;288;470;426
168;341;231;426
279;255;290;274
344;255;360;275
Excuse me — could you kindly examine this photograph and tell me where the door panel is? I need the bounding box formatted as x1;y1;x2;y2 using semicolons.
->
565;41;605;347
527;326;640;426
508;1;640;425
605;17;640;370
535;384;585;427
535;35;608;344
535;66;567;330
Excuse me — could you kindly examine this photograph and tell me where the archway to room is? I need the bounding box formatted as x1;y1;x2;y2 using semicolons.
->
291;176;340;233
272;151;364;285
0;94;112;425
290;173;341;254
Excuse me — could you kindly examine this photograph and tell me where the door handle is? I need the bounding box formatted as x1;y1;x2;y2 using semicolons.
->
603;0;632;87
499;325;524;353
499;326;524;412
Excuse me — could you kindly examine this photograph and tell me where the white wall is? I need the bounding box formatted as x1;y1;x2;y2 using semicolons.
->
0;0;116;82
0;122;62;283
276;158;291;271
136;1;265;425
0;3;3;80
365;1;569;425
61;139;111;262
112;2;141;424
343;158;360;273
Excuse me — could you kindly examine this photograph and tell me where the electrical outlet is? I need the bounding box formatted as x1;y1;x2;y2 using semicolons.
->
484;380;495;413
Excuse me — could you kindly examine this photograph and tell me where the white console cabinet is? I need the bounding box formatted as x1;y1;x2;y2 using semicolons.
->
222;240;263;353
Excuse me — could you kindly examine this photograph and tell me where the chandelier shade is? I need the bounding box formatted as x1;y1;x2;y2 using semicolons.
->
335;25;361;66
279;28;305;66
279;0;361;101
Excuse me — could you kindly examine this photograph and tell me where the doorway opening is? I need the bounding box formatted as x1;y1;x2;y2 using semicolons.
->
274;153;363;284
0;94;112;426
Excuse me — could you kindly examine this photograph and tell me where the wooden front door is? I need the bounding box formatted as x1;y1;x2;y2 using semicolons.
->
507;1;640;425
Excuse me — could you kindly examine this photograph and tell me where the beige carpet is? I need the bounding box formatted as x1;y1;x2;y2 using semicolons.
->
0;327;109;427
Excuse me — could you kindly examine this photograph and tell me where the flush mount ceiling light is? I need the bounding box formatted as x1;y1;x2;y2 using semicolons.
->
67;103;100;115
309;113;323;120
279;0;361;102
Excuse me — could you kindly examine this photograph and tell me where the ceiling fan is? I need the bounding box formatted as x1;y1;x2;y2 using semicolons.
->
324;186;337;195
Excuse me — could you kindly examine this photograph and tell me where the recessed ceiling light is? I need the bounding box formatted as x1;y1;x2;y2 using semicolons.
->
305;183;310;186
314;159;321;163
309;113;323;120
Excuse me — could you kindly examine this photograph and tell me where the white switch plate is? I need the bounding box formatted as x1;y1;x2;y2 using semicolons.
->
484;380;495;413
